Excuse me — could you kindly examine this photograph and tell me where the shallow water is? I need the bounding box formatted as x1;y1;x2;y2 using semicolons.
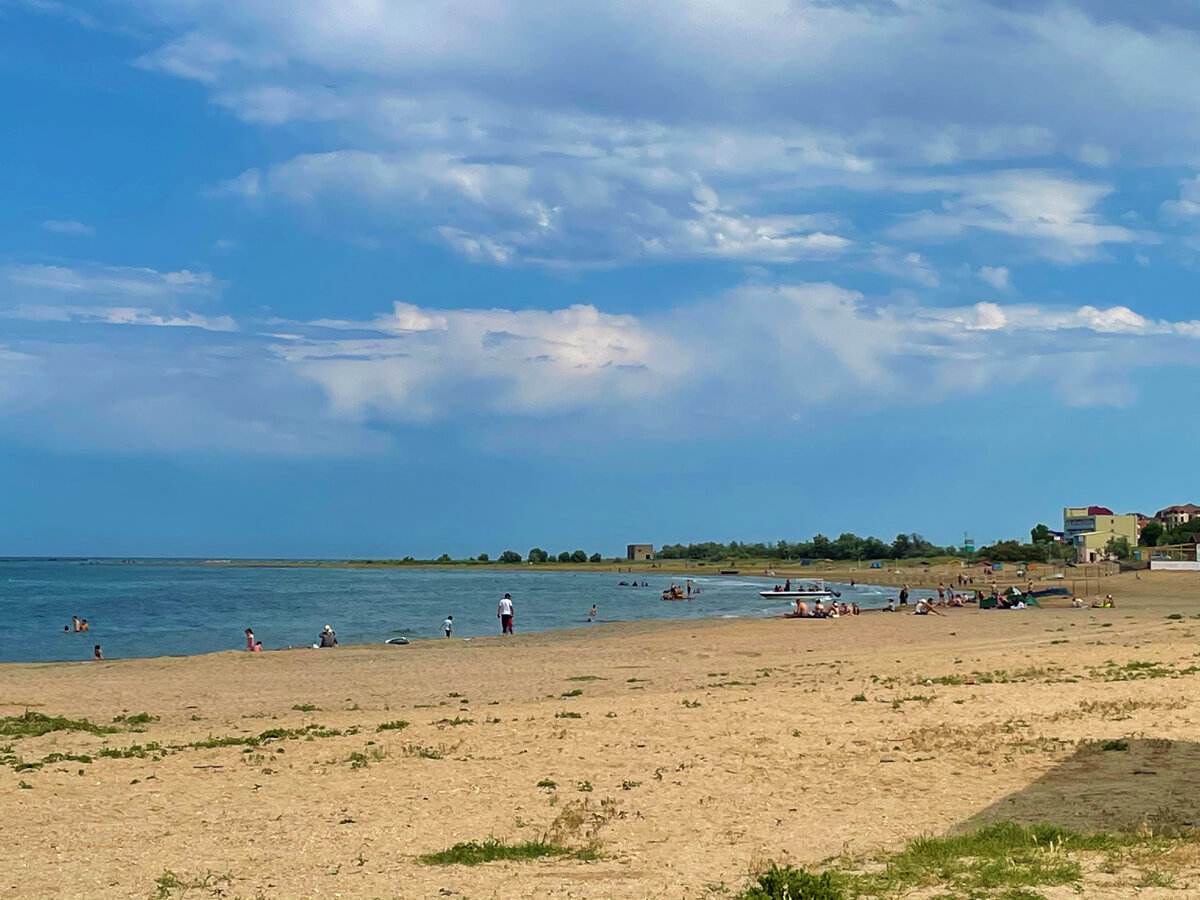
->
0;560;894;663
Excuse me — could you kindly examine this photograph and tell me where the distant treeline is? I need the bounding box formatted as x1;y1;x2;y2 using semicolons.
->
655;533;950;562
348;519;1199;567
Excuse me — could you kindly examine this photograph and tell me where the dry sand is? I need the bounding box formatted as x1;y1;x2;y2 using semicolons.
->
3;570;1200;899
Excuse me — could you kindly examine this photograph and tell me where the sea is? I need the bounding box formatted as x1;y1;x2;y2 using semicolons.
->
0;560;899;664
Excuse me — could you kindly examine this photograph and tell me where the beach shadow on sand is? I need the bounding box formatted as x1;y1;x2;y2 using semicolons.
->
955;739;1200;834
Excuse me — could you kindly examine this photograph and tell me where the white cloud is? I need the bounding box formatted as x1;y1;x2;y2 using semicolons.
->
977;265;1010;289
278;302;676;421
3;263;218;303
222;151;853;265
1161;175;1200;219
42;219;94;236
8;270;1200;456
0;263;230;331
890;171;1137;262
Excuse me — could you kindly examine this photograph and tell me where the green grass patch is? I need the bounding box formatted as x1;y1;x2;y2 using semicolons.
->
418;837;581;866
291;703;320;712
561;689;583;698
435;717;474;727
555;711;582;719
739;822;1183;900
376;719;409;732
566;675;604;682
0;712;119;739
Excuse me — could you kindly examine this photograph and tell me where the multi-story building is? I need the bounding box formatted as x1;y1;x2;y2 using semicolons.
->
1155;504;1200;530
1062;507;1139;563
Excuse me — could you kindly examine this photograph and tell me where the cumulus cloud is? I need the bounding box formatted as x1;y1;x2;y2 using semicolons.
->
6;270;1200;455
221;151;853;265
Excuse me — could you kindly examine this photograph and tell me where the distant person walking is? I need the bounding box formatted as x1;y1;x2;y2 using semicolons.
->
443;615;453;638
498;593;514;634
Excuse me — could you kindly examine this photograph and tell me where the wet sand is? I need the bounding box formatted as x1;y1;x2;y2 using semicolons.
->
2;570;1199;898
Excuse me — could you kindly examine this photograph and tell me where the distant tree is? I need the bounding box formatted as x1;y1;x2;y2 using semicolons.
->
571;549;588;563
1156;519;1199;546
477;552;489;562
499;550;522;564
557;551;572;563
890;533;912;558
436;553;452;563
833;532;864;560
589;552;602;563
528;547;549;564
861;537;890;559
1030;523;1053;544
810;534;833;559
1138;521;1163;547
1105;536;1133;560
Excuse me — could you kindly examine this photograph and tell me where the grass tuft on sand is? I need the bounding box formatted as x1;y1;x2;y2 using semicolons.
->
418;837;582;866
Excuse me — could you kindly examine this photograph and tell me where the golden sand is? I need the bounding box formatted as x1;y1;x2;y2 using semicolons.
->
2;570;1200;898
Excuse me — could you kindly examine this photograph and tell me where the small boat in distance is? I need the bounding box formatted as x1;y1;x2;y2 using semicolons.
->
759;579;840;600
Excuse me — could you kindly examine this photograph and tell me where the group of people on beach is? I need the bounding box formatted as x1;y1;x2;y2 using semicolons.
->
789;600;860;618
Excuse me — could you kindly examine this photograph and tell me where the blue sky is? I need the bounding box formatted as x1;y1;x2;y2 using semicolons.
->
3;0;1200;558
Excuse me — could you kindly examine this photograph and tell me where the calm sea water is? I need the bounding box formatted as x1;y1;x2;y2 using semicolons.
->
0;561;898;663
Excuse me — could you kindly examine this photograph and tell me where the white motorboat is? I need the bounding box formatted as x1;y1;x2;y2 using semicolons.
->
758;579;840;600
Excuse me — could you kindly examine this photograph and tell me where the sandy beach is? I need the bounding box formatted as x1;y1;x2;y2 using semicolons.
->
3;569;1200;898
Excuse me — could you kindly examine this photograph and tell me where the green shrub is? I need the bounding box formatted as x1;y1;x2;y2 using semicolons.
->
740;865;844;900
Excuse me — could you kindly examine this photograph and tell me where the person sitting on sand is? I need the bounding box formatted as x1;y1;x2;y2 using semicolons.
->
795;600;809;617
93;645;103;660
914;599;943;616
813;600;826;617
851;602;860;616
883;598;896;612
838;602;850;617
1071;597;1085;608
319;625;338;647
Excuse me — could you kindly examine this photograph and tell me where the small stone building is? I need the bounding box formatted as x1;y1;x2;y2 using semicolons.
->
626;544;654;561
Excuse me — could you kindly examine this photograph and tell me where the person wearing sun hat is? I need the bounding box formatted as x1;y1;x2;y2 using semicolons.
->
318;624;338;648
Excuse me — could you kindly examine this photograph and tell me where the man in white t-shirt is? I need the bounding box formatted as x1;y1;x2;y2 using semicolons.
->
497;593;514;634
443;615;453;638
